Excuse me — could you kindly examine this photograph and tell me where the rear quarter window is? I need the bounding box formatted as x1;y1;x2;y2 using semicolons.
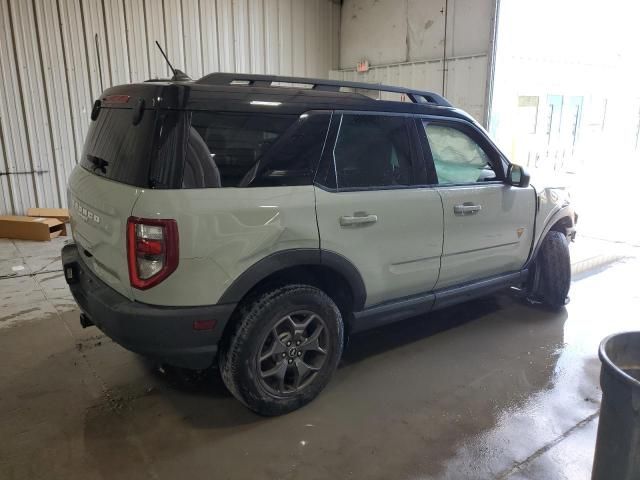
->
244;113;331;187
185;112;296;188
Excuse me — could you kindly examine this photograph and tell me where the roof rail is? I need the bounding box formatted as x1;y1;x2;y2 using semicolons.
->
195;72;452;107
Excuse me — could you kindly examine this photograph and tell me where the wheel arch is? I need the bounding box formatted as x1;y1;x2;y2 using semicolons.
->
525;206;575;268
548;215;574;235
218;248;366;320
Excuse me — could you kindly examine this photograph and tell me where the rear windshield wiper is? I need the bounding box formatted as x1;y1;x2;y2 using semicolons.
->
86;155;109;174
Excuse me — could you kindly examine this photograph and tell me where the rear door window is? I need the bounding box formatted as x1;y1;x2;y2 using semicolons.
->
186;112;296;187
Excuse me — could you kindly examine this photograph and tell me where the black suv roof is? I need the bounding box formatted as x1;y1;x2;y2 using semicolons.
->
99;72;477;124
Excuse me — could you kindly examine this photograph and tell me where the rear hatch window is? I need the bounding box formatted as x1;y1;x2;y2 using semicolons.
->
80;107;157;187
80;106;185;188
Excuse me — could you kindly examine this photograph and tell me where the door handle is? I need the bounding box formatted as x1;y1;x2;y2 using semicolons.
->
453;203;482;216
339;213;378;226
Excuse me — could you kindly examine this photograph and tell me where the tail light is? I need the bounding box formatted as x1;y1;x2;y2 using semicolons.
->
127;217;179;290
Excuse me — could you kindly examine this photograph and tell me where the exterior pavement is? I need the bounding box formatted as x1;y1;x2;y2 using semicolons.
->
0;233;637;479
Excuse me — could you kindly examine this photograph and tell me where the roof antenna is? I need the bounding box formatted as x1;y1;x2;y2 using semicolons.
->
95;34;104;92
155;40;191;82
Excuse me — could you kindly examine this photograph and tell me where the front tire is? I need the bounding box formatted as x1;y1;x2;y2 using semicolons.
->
528;230;571;309
219;285;344;416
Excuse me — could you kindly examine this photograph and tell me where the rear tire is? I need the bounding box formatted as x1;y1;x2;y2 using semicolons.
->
219;285;343;416
528;230;571;309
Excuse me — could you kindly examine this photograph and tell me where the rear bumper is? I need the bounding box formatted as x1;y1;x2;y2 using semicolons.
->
61;243;236;369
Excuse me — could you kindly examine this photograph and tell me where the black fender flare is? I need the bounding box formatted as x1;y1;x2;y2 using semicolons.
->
217;248;367;311
524;205;575;269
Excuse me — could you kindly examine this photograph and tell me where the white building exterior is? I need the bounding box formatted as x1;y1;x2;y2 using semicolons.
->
0;0;340;215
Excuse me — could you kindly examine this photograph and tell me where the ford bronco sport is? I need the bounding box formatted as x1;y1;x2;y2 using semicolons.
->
62;73;576;416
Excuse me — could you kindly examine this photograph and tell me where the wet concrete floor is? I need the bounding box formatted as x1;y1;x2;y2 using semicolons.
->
1;236;638;479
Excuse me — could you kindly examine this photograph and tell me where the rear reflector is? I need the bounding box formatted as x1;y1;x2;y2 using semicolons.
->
193;319;217;331
127;217;179;290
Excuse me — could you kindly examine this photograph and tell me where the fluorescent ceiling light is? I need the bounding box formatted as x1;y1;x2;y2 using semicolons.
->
250;100;281;106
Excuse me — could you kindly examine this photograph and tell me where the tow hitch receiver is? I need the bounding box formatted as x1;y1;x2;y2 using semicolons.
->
64;262;79;284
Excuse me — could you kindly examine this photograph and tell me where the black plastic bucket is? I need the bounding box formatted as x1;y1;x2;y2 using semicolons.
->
592;332;640;479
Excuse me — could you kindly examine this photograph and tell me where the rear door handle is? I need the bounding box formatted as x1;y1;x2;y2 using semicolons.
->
339;213;378;226
453;203;482;216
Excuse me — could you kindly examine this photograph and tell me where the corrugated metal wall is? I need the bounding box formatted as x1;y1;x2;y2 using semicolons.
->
0;0;341;215
330;54;489;123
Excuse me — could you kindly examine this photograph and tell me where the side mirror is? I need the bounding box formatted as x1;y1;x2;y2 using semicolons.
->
507;164;530;188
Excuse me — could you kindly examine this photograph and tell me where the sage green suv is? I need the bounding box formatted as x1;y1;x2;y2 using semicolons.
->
62;73;576;415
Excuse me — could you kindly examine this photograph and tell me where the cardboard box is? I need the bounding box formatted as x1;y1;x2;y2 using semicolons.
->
27;208;70;223
0;216;67;241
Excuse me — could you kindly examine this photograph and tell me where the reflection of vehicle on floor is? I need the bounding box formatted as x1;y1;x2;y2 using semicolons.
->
62;72;577;415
